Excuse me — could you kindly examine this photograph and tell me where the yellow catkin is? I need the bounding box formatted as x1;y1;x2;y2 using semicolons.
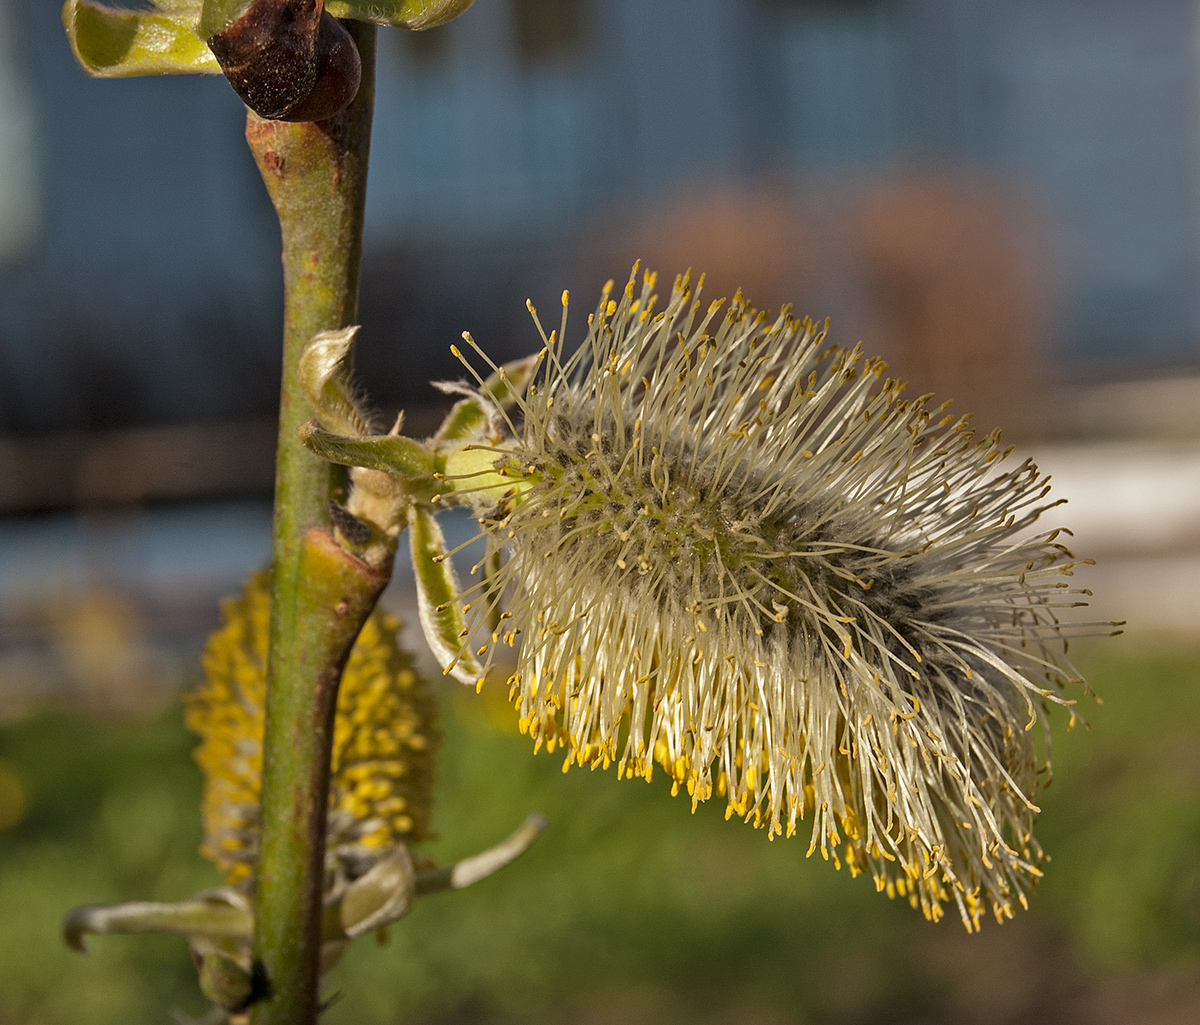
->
186;570;439;887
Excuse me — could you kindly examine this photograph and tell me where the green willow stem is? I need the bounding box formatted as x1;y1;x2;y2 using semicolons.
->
244;20;380;1025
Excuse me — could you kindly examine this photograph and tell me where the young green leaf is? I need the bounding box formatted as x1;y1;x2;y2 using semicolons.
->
63;0;221;77
299;420;435;479
434;352;540;444
64;894;252;952
326;0;474;30
300;326;372;437
408;503;483;686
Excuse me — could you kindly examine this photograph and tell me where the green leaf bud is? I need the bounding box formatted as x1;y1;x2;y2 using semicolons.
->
300;326;372;437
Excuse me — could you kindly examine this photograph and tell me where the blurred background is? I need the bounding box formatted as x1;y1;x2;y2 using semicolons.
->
2;0;1200;1022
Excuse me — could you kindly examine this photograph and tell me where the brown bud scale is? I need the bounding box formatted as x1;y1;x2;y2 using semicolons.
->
208;0;360;122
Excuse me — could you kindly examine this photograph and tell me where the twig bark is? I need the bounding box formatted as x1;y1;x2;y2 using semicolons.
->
243;19;380;1024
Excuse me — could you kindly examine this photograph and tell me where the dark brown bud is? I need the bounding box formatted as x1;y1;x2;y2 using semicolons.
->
207;0;361;122
327;498;374;549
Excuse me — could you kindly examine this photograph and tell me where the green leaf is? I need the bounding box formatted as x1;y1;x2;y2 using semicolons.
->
299;420;435;480
63;895;252;952
414;813;548;895
408;504;483;686
300;327;372;438
337;846;415;938
62;0;222;77
325;0;475;30
434;352;540;444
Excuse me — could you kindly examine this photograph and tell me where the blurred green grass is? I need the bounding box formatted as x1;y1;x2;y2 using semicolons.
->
1;639;1198;1024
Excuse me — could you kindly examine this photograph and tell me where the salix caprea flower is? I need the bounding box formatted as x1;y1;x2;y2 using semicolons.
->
437;267;1108;931
188;569;440;890
65;568;544;1018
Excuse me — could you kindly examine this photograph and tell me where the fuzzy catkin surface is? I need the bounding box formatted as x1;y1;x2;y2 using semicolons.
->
462;269;1093;930
187;570;439;887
